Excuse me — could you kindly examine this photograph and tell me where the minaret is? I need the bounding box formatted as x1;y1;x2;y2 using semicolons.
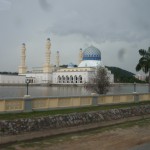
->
79;48;83;64
43;38;52;73
18;43;27;75
56;51;60;68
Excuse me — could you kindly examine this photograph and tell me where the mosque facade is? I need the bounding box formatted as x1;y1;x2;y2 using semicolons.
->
18;38;114;85
0;38;113;85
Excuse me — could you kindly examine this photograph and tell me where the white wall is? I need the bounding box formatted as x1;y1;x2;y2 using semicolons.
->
26;73;52;84
0;75;25;84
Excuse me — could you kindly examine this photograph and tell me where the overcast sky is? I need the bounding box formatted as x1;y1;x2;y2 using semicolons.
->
0;0;150;74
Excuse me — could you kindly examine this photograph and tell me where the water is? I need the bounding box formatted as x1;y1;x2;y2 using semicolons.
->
0;84;149;98
130;143;150;150
109;84;149;94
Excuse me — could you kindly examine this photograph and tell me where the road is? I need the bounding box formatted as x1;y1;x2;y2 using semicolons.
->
2;121;150;150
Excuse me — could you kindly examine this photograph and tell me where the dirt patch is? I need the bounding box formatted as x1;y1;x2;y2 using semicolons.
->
2;121;150;150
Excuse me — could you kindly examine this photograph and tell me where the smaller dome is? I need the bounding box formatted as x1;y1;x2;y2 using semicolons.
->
68;63;74;68
83;46;101;61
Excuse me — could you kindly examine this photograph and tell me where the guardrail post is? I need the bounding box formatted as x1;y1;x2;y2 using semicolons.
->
24;95;32;112
91;94;98;106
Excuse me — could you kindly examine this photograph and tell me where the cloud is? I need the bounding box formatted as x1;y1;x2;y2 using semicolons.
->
38;0;52;12
0;0;11;11
43;0;150;44
0;0;150;74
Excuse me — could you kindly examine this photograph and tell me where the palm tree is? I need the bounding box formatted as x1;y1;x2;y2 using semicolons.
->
136;47;150;92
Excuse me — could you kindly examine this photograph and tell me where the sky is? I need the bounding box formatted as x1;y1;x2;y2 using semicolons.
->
0;0;150;74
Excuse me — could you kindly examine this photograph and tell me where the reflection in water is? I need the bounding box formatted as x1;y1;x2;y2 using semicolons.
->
0;84;149;98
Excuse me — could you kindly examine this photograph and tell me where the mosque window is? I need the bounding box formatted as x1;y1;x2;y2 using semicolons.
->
70;76;73;83
74;75;78;83
66;76;69;83
57;76;61;83
79;75;82;83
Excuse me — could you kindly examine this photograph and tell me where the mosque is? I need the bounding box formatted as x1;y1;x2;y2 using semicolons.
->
0;38;114;84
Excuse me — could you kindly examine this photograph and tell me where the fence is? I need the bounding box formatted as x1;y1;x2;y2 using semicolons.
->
0;93;150;113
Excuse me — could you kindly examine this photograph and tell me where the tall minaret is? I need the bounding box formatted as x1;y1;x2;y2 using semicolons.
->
79;48;83;64
43;38;52;73
56;51;60;68
18;43;27;75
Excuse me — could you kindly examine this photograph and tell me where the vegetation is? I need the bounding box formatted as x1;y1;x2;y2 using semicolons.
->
59;64;68;68
0;101;150;120
0;72;18;75
136;47;150;91
60;64;77;68
106;66;145;83
84;66;110;94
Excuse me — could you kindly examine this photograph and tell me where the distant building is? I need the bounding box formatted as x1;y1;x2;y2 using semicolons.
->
22;38;114;84
135;74;146;81
0;38;114;85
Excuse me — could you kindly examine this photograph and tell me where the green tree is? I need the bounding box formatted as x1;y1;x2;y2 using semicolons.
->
84;66;110;94
136;47;150;92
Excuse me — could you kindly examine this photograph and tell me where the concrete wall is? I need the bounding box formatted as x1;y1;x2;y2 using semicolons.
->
0;93;150;113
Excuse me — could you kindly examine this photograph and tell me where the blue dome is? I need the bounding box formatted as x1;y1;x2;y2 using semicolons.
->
83;46;101;61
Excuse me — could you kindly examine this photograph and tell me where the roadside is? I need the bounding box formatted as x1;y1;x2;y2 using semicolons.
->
1;118;150;150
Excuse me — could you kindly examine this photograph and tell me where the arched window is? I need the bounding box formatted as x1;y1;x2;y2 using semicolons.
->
74;75;78;83
62;76;66;83
66;76;69;83
57;76;61;83
79;75;82;83
70;75;73;83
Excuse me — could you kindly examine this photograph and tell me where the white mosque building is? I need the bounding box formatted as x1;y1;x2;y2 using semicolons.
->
0;38;114;85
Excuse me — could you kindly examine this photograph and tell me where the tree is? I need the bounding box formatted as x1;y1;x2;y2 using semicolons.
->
136;47;150;92
84;66;110;94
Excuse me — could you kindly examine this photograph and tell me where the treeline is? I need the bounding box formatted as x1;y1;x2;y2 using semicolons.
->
59;64;77;68
106;66;145;83
115;76;145;83
0;72;18;75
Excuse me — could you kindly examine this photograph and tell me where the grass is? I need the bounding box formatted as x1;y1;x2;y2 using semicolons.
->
0;101;150;120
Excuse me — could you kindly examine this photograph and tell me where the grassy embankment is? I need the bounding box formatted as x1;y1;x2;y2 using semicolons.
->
0;101;150;120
